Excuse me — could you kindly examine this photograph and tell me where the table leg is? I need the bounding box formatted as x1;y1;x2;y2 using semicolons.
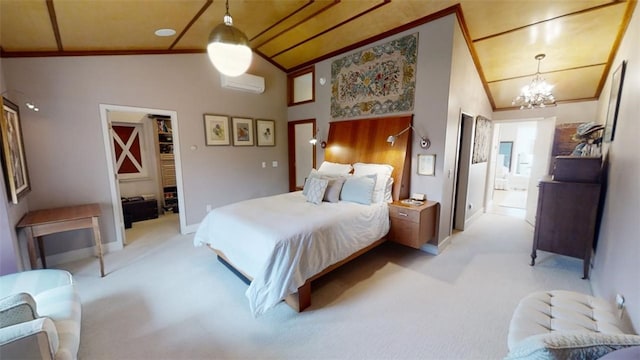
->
24;227;38;270
92;216;105;277
37;236;47;268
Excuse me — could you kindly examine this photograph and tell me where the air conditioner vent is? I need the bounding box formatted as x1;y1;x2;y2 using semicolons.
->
220;73;265;94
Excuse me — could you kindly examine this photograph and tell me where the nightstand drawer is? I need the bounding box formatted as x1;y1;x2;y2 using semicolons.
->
388;200;439;249
389;217;420;248
389;205;420;223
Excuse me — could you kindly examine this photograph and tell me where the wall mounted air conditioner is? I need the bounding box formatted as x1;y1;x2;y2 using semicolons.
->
220;73;265;94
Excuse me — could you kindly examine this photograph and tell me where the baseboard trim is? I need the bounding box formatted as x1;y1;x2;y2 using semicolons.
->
183;223;199;234
42;223;198;269
43;241;122;268
420;235;452;255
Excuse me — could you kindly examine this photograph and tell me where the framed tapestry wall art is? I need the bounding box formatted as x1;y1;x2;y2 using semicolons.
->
1;97;31;204
331;33;418;119
472;116;491;164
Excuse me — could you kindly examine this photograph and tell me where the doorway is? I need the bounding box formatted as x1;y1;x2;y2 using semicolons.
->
487;119;555;224
451;112;474;232
288;119;316;191
99;104;186;248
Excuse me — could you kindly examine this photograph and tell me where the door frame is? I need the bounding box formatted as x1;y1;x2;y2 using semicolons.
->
451;111;475;231
99;104;186;247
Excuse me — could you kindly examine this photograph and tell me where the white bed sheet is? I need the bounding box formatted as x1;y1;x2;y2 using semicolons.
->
194;191;389;316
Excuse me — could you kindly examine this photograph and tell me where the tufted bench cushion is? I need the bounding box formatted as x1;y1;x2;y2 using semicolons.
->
506;290;640;359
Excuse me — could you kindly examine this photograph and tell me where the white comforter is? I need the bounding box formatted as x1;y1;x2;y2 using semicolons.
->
194;191;389;316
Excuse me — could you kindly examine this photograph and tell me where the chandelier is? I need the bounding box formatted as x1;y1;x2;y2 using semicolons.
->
512;54;556;109
206;0;252;77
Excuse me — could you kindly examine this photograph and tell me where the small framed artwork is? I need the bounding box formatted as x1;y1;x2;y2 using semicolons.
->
603;60;627;142
1;97;31;204
417;154;436;176
204;114;230;146
256;119;275;146
231;117;254;146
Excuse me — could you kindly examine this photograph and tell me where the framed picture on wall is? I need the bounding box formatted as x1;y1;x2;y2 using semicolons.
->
231;117;254;146
1;97;31;204
603;60;627;142
256;119;275;146
417;154;436;176
204;114;230;146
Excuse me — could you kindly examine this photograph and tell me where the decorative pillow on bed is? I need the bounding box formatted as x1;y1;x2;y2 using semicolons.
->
318;161;353;175
323;177;346;203
303;169;345;196
384;177;394;203
352;163;394;203
340;174;376;205
305;177;329;204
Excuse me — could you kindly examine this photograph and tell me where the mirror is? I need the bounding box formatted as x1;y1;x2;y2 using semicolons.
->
288;119;316;191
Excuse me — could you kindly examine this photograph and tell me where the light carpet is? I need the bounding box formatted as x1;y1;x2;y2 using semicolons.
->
59;212;592;360
497;190;527;209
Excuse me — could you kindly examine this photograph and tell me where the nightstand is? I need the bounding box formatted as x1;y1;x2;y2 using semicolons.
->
388;200;439;249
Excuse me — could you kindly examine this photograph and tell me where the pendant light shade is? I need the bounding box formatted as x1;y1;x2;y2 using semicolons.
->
207;2;252;77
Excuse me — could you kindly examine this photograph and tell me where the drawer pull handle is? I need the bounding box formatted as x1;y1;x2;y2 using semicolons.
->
398;212;408;217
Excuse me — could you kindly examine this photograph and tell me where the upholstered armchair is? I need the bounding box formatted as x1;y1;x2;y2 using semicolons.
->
0;269;81;360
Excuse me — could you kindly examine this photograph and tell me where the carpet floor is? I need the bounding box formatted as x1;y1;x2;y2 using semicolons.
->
60;212;592;360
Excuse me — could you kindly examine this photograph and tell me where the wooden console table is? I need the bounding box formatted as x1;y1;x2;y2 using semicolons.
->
17;203;105;277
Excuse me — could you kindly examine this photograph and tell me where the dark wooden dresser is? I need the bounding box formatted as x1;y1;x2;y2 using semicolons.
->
531;174;601;279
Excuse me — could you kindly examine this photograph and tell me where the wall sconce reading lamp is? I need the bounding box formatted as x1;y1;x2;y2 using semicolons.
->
1;90;40;112
387;124;430;149
309;129;326;148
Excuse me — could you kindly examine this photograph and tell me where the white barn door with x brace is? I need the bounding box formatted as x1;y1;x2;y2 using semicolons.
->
111;123;148;180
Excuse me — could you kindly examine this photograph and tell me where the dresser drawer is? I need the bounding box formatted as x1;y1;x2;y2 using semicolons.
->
389;205;420;223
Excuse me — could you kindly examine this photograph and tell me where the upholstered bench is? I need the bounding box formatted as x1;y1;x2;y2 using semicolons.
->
506;290;640;359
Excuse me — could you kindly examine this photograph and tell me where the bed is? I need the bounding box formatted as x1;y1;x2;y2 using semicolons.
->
194;115;413;316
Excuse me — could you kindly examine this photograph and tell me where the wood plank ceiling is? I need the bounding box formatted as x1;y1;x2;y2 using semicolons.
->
0;0;635;110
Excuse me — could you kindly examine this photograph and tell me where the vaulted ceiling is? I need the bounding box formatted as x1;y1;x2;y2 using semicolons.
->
0;0;635;110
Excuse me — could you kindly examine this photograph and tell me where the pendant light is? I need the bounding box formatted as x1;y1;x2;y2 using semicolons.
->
207;0;252;77
512;54;556;109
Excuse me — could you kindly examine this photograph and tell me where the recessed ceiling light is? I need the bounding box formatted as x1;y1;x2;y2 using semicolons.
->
155;28;176;37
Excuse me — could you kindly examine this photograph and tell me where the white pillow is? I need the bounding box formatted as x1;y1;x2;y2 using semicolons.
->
352;163;394;203
305;178;329;205
384;177;394;203
318;161;353;175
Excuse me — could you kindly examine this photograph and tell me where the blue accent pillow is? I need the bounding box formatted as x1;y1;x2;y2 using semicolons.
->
340;175;376;205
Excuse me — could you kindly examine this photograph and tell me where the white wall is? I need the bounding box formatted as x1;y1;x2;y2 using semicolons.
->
2;53;287;260
590;4;640;331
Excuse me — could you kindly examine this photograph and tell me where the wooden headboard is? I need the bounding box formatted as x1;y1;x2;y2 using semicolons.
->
324;115;412;201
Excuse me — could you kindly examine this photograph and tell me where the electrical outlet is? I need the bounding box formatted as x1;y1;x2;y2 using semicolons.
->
261;162;266;168
206;204;212;213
